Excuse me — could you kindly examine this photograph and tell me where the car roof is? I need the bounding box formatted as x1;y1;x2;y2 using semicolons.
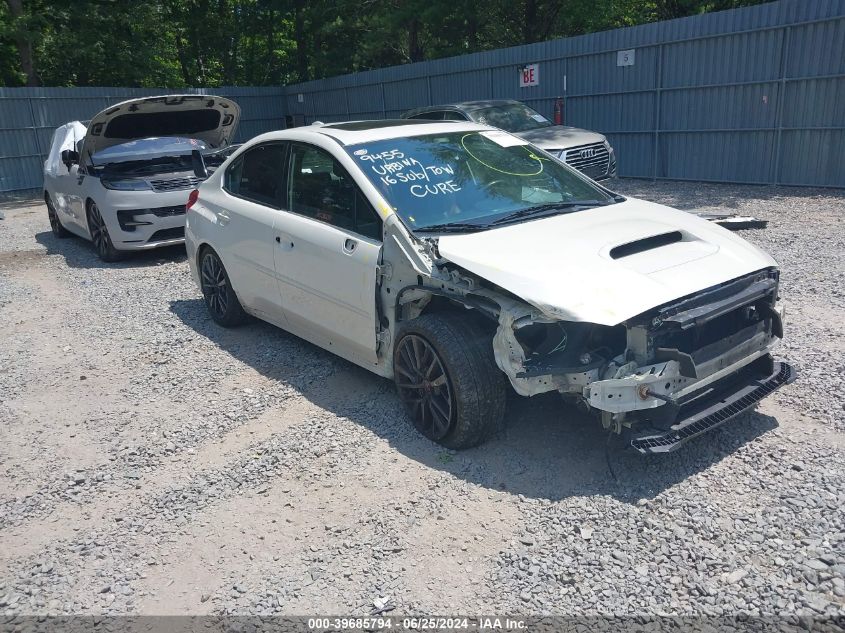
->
248;119;498;146
402;100;522;117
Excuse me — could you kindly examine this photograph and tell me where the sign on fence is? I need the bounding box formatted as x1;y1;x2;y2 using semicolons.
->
519;64;539;87
617;49;635;66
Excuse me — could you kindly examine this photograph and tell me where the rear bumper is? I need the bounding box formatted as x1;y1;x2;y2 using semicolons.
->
627;355;795;454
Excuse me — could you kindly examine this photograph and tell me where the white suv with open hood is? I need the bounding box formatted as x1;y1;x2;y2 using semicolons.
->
43;95;240;261
186;120;794;454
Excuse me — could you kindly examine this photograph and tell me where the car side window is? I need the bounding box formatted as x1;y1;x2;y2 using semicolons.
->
224;143;286;207
287;143;382;241
409;111;444;120
442;111;468;121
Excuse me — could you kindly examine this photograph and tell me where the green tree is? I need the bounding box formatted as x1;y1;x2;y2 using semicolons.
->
0;0;777;88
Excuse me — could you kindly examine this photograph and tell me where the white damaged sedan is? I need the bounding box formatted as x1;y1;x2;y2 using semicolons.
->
43;95;240;261
186;120;794;453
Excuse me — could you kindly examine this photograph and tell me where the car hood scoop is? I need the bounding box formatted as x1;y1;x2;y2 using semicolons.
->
435;198;777;326
609;231;683;259
80;95;240;163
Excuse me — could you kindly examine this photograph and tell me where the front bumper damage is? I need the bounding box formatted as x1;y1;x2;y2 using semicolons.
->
628;357;794;453
489;269;795;454
589;353;795;453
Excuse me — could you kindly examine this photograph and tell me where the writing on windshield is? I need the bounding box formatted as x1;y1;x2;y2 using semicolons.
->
355;149;460;198
348;132;610;231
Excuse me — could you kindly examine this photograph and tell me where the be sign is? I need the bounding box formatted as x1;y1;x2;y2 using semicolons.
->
520;64;539;88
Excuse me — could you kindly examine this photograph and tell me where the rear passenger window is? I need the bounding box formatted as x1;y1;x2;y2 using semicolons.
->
442;111;468;121
224;143;286;207
288;143;382;241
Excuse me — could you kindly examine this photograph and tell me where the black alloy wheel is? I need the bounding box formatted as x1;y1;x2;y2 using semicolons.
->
87;202;121;261
201;251;229;320
393;313;506;449
46;196;70;238
394;333;454;441
199;248;248;327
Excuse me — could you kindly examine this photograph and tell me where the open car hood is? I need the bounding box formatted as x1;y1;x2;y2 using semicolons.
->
435;198;777;326
80;95;240;163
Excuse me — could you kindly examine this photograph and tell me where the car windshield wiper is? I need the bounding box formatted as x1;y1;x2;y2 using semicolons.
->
413;200;612;234
487;200;610;226
414;222;491;234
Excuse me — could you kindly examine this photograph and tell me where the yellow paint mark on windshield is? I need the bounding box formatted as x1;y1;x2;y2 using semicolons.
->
460;133;547;177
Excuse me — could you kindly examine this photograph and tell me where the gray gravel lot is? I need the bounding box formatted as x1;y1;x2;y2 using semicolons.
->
0;180;843;621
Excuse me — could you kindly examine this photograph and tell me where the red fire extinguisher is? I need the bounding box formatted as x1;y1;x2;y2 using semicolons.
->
553;97;564;125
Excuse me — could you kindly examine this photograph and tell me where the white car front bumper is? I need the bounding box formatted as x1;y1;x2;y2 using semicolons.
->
95;186;196;251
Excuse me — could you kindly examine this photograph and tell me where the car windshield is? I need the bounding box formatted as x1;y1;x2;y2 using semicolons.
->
469;103;552;133
346;131;616;232
93;137;207;164
92;137;208;176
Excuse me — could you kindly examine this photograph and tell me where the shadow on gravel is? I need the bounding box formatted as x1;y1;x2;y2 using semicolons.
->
170;297;780;504
34;230;186;269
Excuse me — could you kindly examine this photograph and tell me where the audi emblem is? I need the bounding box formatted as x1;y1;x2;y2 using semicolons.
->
580;148;597;159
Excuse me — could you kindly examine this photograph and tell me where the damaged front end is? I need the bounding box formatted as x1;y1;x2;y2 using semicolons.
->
382;214;795;455
491;268;795;454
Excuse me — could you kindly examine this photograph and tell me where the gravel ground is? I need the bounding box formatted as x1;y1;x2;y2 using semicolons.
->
0;180;843;622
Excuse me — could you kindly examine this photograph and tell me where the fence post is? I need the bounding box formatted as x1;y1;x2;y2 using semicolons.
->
652;44;663;181
380;82;386;118
771;26;791;186
27;96;44;186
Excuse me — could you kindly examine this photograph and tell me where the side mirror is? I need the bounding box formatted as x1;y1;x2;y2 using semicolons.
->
191;150;208;179
61;149;79;169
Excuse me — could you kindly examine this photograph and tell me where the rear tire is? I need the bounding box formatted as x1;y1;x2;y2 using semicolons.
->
393;313;506;449
45;194;71;238
87;202;123;262
199;247;248;327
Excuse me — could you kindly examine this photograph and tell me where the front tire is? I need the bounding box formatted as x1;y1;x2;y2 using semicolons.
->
86;202;122;262
45;194;71;238
199;247;248;327
393;313;506;449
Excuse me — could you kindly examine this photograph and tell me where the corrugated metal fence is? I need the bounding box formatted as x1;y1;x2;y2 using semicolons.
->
1;0;843;191
285;0;845;187
0;86;287;192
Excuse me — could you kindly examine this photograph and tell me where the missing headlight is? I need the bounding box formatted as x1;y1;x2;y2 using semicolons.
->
515;321;625;375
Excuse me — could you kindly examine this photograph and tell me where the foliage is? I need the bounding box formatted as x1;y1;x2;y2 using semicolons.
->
0;0;775;87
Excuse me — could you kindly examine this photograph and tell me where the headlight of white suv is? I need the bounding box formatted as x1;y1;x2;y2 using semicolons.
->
101;178;152;191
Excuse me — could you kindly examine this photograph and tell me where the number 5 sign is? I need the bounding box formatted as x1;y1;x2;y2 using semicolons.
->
617;49;635;67
519;63;539;88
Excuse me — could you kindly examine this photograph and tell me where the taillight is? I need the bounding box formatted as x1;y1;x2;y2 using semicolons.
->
186;189;199;210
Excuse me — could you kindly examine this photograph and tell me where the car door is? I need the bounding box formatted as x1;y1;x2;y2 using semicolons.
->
45;127;86;231
203;142;288;320
273;142;382;365
51;163;87;231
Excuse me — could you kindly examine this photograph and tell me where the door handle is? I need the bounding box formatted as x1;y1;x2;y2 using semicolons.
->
343;238;357;254
275;236;294;249
217;211;230;226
